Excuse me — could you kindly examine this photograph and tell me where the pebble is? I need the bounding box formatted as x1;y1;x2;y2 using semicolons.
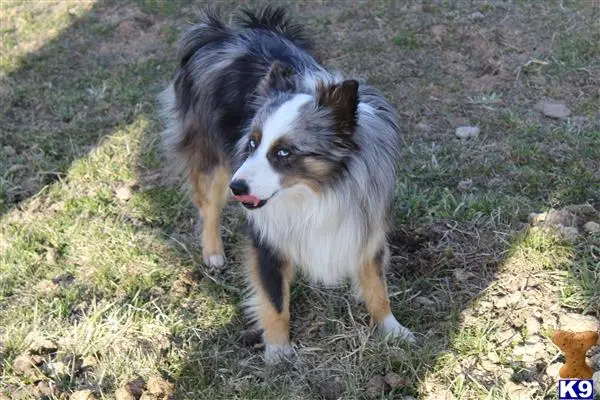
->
546;362;560;379
526;316;542;336
44;361;68;378
115;387;136;400
414;296;436;307
3;146;16;157
583;221;600;234
29;339;59;355
455;126;480;139
12;355;41;379
534;100;571;119
384;372;409;389
558;313;600;333
469;11;485;20
556;225;579;242
366;375;389;397
71;390;97;400
457;179;473;192
115;186;133;201
416;122;432;132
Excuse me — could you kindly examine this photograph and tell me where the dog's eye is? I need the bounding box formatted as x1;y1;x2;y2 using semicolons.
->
276;148;290;158
248;139;257;150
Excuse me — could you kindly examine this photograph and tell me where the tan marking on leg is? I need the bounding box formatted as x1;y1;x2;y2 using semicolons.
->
358;253;391;324
190;165;230;266
247;246;292;346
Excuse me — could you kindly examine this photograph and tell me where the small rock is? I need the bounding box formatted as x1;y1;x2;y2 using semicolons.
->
513;341;545;357
558;313;600;333
534;100;571;119
546;362;561;379
115;387;136;400
414;296;436;307
149;286;166;298
426;388;456;400
389;348;409;363
469;11;485;20
366;375;389;397
593;371;600;395
479;359;497;372
583;221;600;234
557;225;579;242
487;351;501;363
44;361;68;378
30;339;59;355
430;25;446;42
115;186;133;201
3;146;16;157
526;316;542;336
504;381;535;400
457;179;473;192
384;372;409;389
36;381;58;398
455;126;480;139
12;355;41;379
317;375;345;400
125;376;146;398
453;268;474;281
81;355;98;369
35;279;59;295
416;121;433;132
529;209;577;227
590;352;600;369
52;272;75;286
496;327;517;343
71;390;97;400
146;376;175;399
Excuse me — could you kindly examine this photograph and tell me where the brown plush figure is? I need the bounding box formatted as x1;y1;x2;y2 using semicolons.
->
552;330;599;379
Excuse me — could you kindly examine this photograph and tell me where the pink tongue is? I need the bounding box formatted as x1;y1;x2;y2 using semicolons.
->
234;194;261;206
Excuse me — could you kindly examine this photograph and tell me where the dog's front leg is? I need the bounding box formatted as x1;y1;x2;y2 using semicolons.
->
358;245;416;343
246;235;294;364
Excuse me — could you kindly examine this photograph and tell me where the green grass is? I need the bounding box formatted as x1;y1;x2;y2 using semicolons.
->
1;1;599;399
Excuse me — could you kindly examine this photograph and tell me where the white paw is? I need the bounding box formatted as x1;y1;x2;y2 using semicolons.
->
380;314;416;344
264;343;294;365
203;253;225;268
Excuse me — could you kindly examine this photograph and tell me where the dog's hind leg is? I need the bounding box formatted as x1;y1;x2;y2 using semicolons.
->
358;245;416;343
245;236;294;364
190;165;230;268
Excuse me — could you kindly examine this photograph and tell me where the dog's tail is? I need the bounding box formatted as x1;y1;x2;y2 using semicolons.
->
177;9;230;68
233;5;312;50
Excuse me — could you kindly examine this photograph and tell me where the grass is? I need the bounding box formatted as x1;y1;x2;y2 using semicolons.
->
1;1;599;399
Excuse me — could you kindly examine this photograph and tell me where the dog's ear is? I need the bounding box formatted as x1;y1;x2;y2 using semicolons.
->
257;60;296;96
317;79;359;134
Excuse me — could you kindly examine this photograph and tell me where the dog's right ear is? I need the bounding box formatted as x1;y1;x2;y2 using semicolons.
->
257;60;296;96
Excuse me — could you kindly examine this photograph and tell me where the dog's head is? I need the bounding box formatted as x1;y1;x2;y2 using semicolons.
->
231;62;360;210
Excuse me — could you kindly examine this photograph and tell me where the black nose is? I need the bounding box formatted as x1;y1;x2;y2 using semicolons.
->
230;180;249;196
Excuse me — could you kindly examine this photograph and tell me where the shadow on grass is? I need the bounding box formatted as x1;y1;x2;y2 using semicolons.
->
1;0;598;399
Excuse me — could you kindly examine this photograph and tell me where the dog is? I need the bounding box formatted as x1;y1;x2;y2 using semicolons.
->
159;6;415;364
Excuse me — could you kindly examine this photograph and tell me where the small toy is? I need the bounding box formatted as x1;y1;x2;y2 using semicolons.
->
551;330;599;379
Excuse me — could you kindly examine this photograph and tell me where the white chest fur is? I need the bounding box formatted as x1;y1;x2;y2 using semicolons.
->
248;187;372;286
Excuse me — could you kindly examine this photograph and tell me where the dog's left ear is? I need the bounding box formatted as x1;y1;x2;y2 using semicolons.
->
317;79;359;134
257;60;296;97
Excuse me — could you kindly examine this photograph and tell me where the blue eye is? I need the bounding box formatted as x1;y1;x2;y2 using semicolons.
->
276;149;290;158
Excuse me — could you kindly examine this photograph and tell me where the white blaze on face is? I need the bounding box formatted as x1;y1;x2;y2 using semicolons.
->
232;94;312;200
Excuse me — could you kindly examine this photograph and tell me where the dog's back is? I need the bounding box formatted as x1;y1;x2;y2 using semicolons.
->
161;7;318;173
